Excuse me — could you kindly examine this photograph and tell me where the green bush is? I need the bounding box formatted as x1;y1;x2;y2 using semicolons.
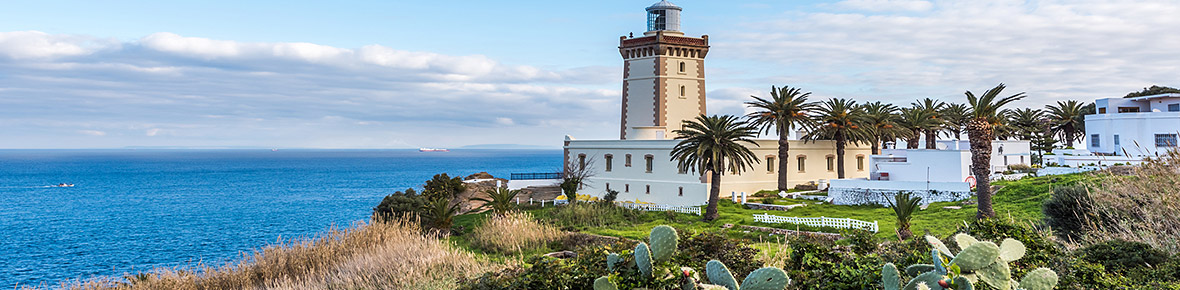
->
759;197;777;204
1078;240;1171;272
423;173;466;200
955;218;1067;278
602;189;619;203
546;202;650;230
1056;259;1130;289
672;231;760;280
1042;185;1113;240
782;239;886;290
372;188;425;222
838;229;878;255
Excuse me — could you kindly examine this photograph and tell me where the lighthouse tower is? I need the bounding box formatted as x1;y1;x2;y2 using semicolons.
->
619;1;709;140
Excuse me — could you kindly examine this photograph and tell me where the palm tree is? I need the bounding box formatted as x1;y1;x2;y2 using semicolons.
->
887;192;922;240
471;187;521;215
1044;100;1086;148
912;98;947;149
420;197;461;230
1007;108;1044;140
671;115;760;221
940;103;971;140
897;107;939;149
803;98;870;179
860;101;906;155
745;85;818;192
965;83;1026;219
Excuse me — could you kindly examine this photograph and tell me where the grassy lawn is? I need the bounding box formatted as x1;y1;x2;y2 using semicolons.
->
454;173;1089;242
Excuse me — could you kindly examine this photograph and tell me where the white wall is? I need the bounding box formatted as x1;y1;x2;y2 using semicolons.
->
871;149;972;183
1086;111;1180;157
827;179;972;206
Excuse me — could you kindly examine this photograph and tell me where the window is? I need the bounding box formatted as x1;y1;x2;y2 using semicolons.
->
1020;156;1024;164
644;155;654;173
1170;103;1180;112
1099;107;1107;114
1114;135;1120;147
678;187;683;196
856;155;865;171
604;154;613;172
1091;134;1100;148
645;185;651;194
625;184;630;193
606;183;610;191
1118;107;1140;113
578;154;586;170
797;156;806;172
679;62;685;73
679;85;686;98
625;154;632;167
1156;134;1178;147
826;156;835;172
766;156;775;173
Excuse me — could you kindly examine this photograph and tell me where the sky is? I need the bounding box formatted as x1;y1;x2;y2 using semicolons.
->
1;0;1178;149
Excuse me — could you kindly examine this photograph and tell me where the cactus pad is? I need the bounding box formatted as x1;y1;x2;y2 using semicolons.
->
649;225;679;263
1019;268;1059;290
705;260;739;290
740;267;790;290
952;276;973;290
635;242;654;276
950;241;1000;271
998;238;1026;262
953;233;979;250
882;263;901;290
926;235;953;257
699;285;729;290
903;272;944;290
976;257;1010;290
932;249;947;274
905;264;935;276
594;276;618;290
607;253;620;272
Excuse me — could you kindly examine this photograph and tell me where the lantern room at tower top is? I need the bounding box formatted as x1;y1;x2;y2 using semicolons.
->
645;0;682;35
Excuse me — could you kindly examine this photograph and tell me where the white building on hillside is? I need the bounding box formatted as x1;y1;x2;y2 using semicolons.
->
549;1;870;206
1086;94;1180;157
827;140;1030;205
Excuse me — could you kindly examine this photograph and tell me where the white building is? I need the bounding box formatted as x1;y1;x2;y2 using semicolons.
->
552;1;870;206
1086;94;1180;157
827;140;1030;205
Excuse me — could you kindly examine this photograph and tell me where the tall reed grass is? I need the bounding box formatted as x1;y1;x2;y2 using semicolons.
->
40;217;498;290
1084;149;1180;254
469;211;567;254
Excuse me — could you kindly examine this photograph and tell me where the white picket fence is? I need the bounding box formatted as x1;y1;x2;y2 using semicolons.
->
616;202;702;216
752;213;879;232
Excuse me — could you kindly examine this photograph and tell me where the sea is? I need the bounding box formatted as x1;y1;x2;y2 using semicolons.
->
0;149;562;288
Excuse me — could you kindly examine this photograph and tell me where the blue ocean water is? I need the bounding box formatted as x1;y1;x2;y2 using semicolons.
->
0;149;561;288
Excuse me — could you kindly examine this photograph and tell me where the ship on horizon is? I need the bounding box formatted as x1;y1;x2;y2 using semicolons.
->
418;148;449;152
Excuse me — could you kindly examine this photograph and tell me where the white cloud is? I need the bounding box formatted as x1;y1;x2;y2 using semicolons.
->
495;117;514;125
834;0;933;12
78;130;106;136
0;31;116;59
145;128;161;136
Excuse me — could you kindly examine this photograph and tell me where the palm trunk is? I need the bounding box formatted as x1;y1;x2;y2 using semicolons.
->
1064;125;1076;148
871;136;881;155
777;126;790;192
907;129;921;149
704;166;722;221
836;131;847;179
924;129;937;149
967;119;996;219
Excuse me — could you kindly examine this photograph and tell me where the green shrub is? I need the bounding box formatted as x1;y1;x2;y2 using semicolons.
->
372;188;425;222
838;229;879;255
1078;240;1171;272
956;218;1066;278
423;173;466;200
781;239;885;290
547;202;649;230
602;189;619;203
1056;259;1130;289
672;231;760;280
1042;185;1104;241
759;197;776;204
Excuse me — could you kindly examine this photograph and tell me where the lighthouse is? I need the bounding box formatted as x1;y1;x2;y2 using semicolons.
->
618;0;710;140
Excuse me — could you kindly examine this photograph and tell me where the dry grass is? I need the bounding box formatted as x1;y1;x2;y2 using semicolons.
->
40;218;499;290
469;211;567;254
1084;149;1180;254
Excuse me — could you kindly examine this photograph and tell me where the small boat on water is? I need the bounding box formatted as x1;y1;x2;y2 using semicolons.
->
54;183;75;187
419;148;450;152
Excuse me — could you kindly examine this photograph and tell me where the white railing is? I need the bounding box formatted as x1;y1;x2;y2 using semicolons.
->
616;202;702;216
752;213;879;232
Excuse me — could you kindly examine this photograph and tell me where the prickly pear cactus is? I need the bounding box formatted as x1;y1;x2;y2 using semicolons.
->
698;285;729;290
882;263;901;290
951;276;973;290
905;264;936;276
932;249;947;274
975;257;1010;290
926;235;953;257
649;225;679;263
635;242;653;276
607;252;620;272
903;272;944;290
705;260;739;290
998;238;1026;262
949;242;1000;271
1019;267;1059;290
740;267;790;290
954;233;978;250
594;276;617;290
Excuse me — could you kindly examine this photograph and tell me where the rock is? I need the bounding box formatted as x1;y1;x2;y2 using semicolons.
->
722;224;734;229
465;172;495;180
943;206;962;210
543;250;577;259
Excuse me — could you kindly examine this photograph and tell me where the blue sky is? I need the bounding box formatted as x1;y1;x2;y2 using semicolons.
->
2;0;1179;148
